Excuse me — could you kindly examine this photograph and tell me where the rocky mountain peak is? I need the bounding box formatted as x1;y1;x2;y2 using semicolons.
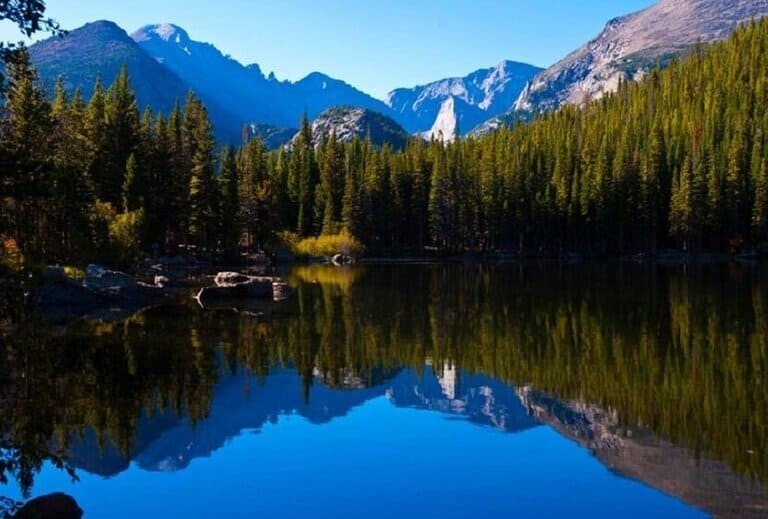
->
132;23;190;45
512;0;768;113
293;106;410;149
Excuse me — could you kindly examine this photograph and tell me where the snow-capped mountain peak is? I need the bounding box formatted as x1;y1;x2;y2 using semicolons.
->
133;23;190;44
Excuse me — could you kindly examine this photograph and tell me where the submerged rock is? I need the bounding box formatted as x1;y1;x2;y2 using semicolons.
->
16;493;83;519
35;266;170;321
197;279;274;301
197;272;294;304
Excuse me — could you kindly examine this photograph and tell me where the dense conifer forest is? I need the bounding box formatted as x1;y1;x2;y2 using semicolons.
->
3;19;768;265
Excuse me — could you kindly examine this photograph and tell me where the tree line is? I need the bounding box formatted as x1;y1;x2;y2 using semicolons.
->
4;20;768;266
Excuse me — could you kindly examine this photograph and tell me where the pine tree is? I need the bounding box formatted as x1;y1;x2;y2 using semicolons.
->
103;66;139;207
0;48;53;260
122;153;141;212
219;146;240;250
184;93;217;250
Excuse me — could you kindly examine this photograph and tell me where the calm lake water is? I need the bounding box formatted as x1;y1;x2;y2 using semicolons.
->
2;263;767;518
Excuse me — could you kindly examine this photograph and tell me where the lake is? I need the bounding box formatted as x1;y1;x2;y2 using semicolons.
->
2;262;767;518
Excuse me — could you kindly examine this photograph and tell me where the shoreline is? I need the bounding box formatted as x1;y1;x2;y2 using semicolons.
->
356;253;765;265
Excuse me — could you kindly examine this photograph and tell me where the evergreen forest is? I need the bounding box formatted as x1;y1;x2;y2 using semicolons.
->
4;20;768;265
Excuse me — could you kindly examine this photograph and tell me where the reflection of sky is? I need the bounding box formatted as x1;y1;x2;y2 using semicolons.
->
8;397;703;518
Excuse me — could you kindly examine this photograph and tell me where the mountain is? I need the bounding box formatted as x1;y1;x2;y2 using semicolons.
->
386;60;542;135
294;106;411;149
132;23;284;126
132;24;395;129
248;123;298;150
512;0;768;114
27;21;247;144
28;21;192;114
27;21;399;146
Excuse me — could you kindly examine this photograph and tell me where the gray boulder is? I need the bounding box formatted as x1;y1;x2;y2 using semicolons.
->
214;271;252;287
331;253;353;266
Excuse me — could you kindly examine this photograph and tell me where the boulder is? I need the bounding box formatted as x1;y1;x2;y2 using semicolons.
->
197;279;274;301
15;493;83;519
214;271;252;287
83;269;138;291
85;264;106;277
331;253;353;266
35;265;169;321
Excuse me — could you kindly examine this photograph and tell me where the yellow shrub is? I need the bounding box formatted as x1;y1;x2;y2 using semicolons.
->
293;231;365;258
104;209;145;264
63;266;86;280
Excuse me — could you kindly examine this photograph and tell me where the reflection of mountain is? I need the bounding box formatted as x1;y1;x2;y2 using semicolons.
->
518;387;768;519
387;364;540;434
68;365;538;475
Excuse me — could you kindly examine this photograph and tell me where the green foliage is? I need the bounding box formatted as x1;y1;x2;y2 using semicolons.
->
262;19;768;255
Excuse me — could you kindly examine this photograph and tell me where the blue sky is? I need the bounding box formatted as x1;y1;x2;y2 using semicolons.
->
0;0;656;99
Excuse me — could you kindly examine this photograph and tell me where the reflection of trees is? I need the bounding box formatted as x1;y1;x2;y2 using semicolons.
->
279;264;768;484
0;301;220;500
0;263;766;497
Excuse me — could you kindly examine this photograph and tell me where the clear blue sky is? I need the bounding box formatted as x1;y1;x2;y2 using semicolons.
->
0;0;656;99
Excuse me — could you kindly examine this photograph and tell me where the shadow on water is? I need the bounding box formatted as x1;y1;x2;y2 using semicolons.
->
1;262;767;516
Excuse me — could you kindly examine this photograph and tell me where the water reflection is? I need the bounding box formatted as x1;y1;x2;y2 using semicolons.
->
1;263;767;517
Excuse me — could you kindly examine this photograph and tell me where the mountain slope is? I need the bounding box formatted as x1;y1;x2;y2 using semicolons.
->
132;23;285;126
133;24;396;129
29;21;191;114
386;60;542;134
513;0;768;114
295;106;411;149
28;21;247;144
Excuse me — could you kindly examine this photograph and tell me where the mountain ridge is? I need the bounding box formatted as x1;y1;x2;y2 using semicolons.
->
132;23;396;129
513;0;768;113
25;19;542;144
386;60;542;135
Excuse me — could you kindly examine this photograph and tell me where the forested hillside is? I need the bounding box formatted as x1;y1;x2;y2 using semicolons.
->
3;19;768;266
